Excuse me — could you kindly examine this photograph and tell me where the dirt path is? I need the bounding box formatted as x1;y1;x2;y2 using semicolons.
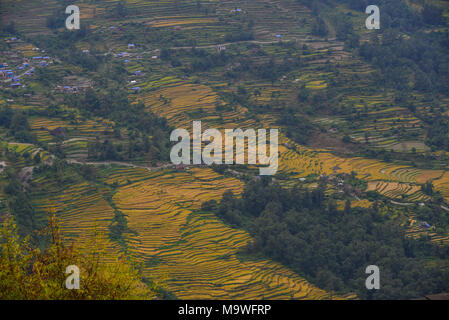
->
95;37;333;58
390;200;414;206
66;158;174;172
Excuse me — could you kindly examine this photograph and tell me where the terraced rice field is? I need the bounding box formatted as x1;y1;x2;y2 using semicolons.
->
5;142;52;166
278;135;444;202
4;0;447;300
31;179;121;262
111;167;347;299
433;172;449;203
140;80;255;130
336;199;372;210
150;17;219;28
29;117;113;143
366;181;429;202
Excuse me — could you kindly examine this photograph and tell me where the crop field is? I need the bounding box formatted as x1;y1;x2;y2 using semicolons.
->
110;167;351;299
149;17;219;28
433;172;449;203
2;0;449;301
139;79;256;130
336;199;372;210
30;176;122;262
28;116;113;144
366;181;429;202
4;142;52;167
278;135;444;203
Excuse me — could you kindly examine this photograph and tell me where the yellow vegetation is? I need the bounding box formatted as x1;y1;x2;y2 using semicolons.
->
113;167;341;299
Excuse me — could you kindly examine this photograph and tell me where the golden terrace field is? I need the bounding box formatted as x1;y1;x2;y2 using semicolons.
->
279;138;443;183
138;80;256;130
278;135;446;200
113;167;350;299
132;74;445;200
149;17;219;28
28;117;113;141
366;181;429;202
31;180;121;263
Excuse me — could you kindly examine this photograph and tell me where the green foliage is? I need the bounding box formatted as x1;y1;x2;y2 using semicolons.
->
0;216;155;299
311;16;328;37
3;170;38;236
278;108;313;145
211;179;449;299
66;90;172;162
0;106;37;143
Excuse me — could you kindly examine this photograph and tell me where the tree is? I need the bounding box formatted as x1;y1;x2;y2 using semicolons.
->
0;215;157;299
115;0;128;18
311;17;328;37
422;4;443;25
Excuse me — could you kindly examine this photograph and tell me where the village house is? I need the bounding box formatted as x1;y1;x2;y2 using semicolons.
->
419;221;430;229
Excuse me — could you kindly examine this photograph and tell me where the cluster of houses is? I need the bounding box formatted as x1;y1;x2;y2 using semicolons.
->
55;85;90;93
1;42;52;90
0;60;34;89
4;37;18;43
31;55;51;67
55;76;92;94
110;43;162;93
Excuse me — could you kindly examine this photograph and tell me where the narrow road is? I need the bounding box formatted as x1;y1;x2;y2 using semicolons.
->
95;37;319;57
66;158;174;172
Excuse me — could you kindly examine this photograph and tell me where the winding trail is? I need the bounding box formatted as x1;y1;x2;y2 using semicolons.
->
66;158;174;172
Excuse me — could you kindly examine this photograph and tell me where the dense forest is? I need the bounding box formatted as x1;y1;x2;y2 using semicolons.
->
205;179;449;299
